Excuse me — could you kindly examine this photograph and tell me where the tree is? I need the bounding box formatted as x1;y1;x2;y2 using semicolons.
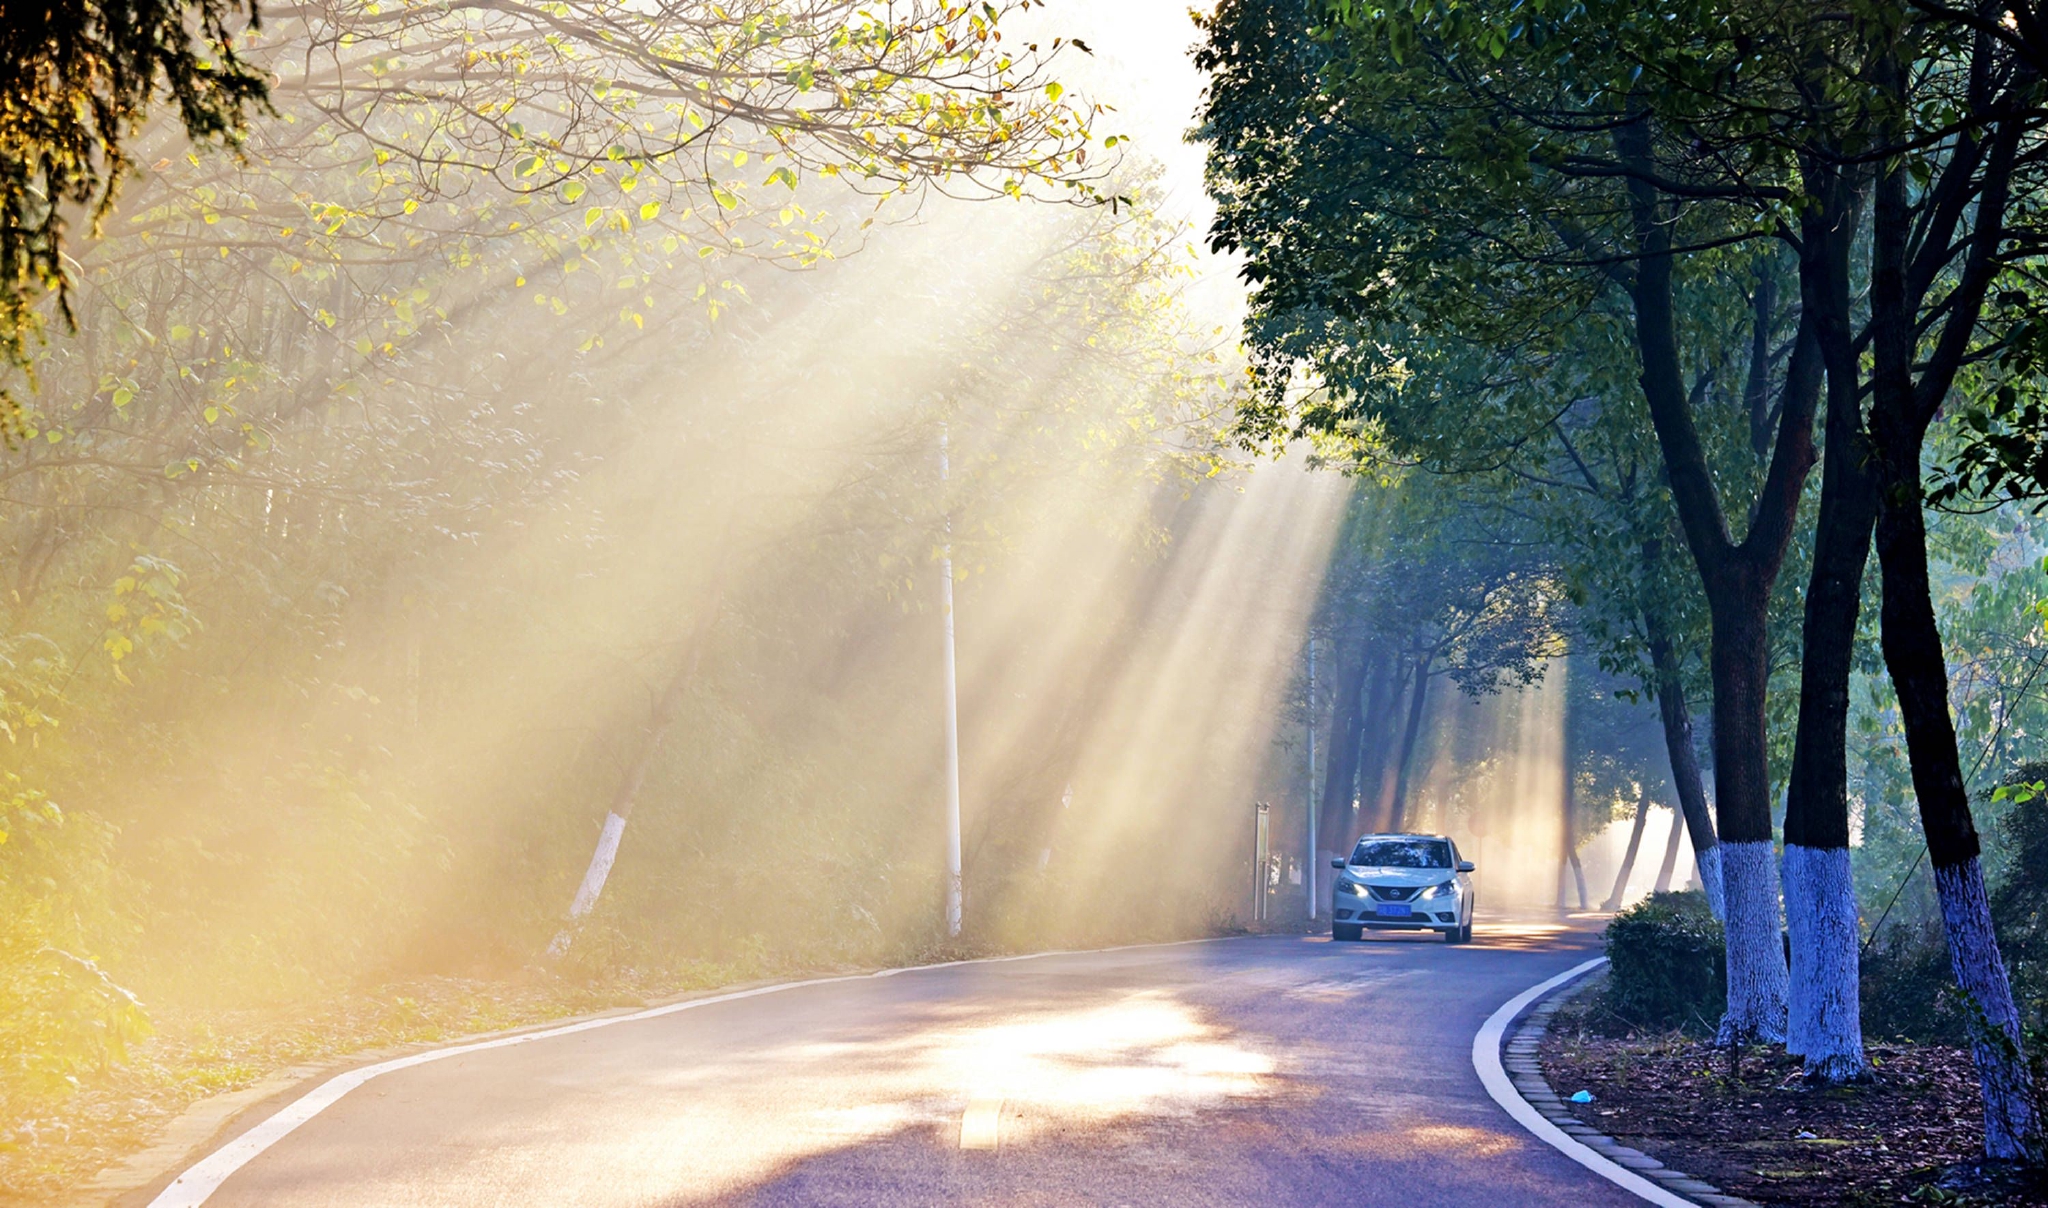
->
1820;0;2048;1147
1199;0;2048;1142
1306;470;1566;859
0;0;1253;1127
1200;2;1777;928
0;0;270;395
1567;0;2048;1136
1198;0;1824;1052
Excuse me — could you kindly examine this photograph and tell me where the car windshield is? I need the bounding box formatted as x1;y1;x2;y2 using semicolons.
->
1350;838;1452;869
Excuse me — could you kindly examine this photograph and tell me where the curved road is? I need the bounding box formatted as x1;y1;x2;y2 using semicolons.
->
139;921;1643;1207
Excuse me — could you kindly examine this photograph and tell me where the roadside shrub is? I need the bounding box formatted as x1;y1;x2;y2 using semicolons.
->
0;783;150;1115
1861;763;2048;1046
1991;764;2048;1035
1863;771;2048;1140
1603;890;1725;1033
1858;919;1964;1044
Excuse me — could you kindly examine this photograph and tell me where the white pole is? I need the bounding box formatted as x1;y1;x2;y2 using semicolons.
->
940;428;963;938
1306;638;1318;919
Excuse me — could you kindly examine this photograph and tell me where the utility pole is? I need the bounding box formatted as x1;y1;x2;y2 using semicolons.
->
1306;638;1318;919
1253;801;1271;923
940;427;962;938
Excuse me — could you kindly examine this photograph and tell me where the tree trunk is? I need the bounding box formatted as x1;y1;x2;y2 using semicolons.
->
1652;804;1683;894
1865;122;2034;1155
1782;170;1872;1083
1644;576;1723;918
1559;760;1589;911
1387;654;1433;832
1603;794;1651;912
1617;114;1817;1045
549;582;726;956
1707;596;1793;1046
1873;492;2033;1153
1744;266;1780;459
1359;657;1409;833
1318;642;1374;855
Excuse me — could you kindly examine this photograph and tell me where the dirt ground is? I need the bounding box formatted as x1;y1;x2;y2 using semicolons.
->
1541;998;2048;1206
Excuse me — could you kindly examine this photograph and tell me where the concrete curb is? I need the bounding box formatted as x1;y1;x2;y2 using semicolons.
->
1503;969;1761;1208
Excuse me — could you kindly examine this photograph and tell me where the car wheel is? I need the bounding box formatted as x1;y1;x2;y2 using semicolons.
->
1439;926;1461;943
1460;921;1474;944
1332;923;1363;942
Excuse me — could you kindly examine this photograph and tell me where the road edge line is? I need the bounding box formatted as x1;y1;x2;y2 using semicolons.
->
1473;957;1703;1208
143;933;1245;1207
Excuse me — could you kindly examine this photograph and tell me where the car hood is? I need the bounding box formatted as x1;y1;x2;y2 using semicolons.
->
1344;866;1455;887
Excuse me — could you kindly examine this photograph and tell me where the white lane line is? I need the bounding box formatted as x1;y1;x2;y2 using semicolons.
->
959;1098;1003;1150
147;936;1234;1207
1472;957;1698;1208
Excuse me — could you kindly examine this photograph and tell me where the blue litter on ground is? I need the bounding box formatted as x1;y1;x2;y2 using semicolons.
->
1568;1090;1595;1103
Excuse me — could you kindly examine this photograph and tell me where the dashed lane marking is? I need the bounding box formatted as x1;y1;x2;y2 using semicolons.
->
959;1098;1004;1150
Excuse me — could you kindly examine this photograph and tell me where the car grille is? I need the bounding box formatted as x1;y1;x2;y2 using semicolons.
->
1368;885;1420;902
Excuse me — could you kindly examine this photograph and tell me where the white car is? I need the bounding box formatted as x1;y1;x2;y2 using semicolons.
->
1329;833;1476;943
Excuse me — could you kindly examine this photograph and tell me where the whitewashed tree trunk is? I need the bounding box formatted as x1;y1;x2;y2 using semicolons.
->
548;555;730;958
1783;846;1810;1057
1934;859;2036;1158
1695;843;1725;920
1716;839;1788;1045
1782;844;1864;1079
548;812;628;956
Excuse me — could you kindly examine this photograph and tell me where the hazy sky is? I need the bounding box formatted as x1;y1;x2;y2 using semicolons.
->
1027;0;1246;326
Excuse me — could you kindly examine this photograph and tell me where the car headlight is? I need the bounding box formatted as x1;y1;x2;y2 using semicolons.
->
1422;880;1458;899
1337;880;1371;896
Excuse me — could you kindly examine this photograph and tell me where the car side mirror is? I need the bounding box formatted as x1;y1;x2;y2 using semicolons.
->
1330;858;1345;869
1457;860;1475;873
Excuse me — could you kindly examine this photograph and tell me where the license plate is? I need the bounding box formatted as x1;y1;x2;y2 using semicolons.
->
1375;902;1412;917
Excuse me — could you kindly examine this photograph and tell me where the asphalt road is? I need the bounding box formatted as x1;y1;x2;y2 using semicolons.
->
149;920;1645;1207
